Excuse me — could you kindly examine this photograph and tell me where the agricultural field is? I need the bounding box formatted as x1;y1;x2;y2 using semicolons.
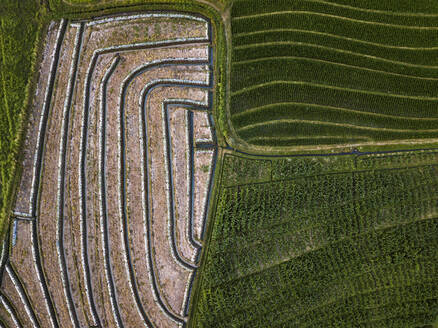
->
1;0;438;327
228;0;438;152
0;13;217;328
191;150;438;327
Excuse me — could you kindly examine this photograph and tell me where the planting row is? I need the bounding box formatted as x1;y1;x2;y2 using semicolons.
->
191;150;438;327
1;13;216;328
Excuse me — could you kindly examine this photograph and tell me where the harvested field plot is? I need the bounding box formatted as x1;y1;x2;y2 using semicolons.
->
191;150;438;327
229;0;438;152
0;13;216;328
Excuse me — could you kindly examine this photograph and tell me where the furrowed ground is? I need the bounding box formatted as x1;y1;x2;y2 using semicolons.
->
228;0;438;152
0;13;218;328
191;150;438;327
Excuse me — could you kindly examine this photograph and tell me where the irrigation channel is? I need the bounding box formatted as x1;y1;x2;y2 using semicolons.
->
0;14;217;328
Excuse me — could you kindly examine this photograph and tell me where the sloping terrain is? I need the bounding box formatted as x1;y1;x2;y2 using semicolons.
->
229;0;438;151
0;14;217;328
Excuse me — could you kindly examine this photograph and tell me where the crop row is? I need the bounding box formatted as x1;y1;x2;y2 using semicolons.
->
233;31;438;71
192;151;438;327
1;14;217;328
231;0;438;26
231;57;438;98
232;12;438;48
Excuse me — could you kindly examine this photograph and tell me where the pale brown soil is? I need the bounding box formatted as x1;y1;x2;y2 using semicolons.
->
1;264;33;327
193;150;215;241
37;24;77;328
193;111;213;143
9;220;52;328
14;22;59;214
5;14;213;328
169;107;195;263
0;302;16;328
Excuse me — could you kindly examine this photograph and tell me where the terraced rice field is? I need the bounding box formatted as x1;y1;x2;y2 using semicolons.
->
229;0;438;151
0;13;217;328
191;149;438;327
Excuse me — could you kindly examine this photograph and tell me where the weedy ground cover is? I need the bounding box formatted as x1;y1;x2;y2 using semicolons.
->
191;150;438;327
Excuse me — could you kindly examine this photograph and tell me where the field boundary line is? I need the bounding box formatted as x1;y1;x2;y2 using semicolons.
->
234;28;438;51
232;80;438;101
234;0;438;17
234;42;438;69
98;55;124;328
0;293;23;328
30;19;67;328
237;119;438;133
232;11;438;30
233;56;438;81
5;264;40;328
232;101;438;122
57;22;83;328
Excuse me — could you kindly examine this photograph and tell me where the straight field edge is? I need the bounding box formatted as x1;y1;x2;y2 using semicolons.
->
0;15;47;245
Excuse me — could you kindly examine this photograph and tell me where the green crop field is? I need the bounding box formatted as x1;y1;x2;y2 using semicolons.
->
228;0;438;152
191;150;438;327
1;0;438;327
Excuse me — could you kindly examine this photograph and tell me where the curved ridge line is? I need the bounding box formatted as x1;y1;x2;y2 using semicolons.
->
87;33;211;328
234;41;438;70
57;22;83;328
234;0;438;17
117;62;206;328
121;66;209;325
167;99;213;250
233;56;438;81
86;13;208;27
232;101;438;122
140;79;213;325
30;19;67;328
237;118;438;133
98;56;124;328
5;263;40;328
231;80;438;101
187;110;203;250
0;293;23;328
234;28;438;51
247;136;371;142
232;10;438;30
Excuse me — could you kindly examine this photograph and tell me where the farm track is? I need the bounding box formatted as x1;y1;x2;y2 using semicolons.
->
0;13;216;328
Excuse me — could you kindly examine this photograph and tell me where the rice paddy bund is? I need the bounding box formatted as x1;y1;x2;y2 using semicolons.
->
229;0;438;152
0;14;217;328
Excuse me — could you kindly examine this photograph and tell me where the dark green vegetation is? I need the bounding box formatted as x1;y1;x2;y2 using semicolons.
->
229;0;438;151
0;0;43;238
191;150;438;327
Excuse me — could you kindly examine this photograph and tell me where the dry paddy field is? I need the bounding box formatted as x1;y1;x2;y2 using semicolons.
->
0;13;217;328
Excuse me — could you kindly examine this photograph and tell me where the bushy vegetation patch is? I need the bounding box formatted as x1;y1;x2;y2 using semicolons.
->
191;150;438;327
0;0;42;238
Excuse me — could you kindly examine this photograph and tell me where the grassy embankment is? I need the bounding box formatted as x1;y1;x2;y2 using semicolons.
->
0;0;44;241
